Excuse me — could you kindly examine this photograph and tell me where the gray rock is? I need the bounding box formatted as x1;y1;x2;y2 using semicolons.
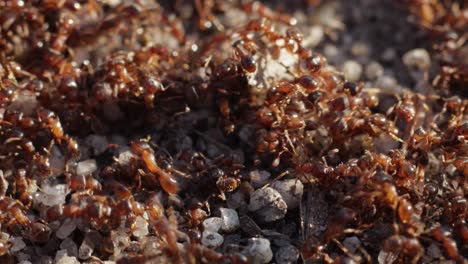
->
248;187;287;222
271;179;304;210
342;60;363;82
403;48;431;71
243;238;273;264
220;208;240;232
275;245;300;264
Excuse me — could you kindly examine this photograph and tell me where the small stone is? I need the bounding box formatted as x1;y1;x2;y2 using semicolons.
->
76;159;97;176
304;26;324;48
343;236;361;254
342;60;363;82
56;255;80;264
201;231;224;248
376;75;398;91
78;239;94;260
323;44;339;59
378;250;397;264
249;187;287;222
60;238;78;257
220;208;240;232
381;48;396;62
427;243;442;259
365;62;384;80
249;170;271;188
403;48;431;71
203;217;223;232
10;237;26;252
85;135;108;155
227;190;247;210
133;216;149;238
243;238;273;264
271;179;304;210
275;245;300;264
56;219;77;239
36;183;69;207
117;148;135;166
351;42;370;58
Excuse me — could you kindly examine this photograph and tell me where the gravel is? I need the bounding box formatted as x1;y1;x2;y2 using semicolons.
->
201;231;224;248
219;208;240;232
203;217;223;232
248;187;288;222
242;238;273;264
275;244;300;264
271;179;304;210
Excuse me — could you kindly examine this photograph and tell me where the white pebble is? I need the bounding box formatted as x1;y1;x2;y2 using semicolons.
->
403;48;431;71
201;231;224;248
220;208;239;232
378;250;397;264
203;217;223;232
271;179;304;210
56;255;80;264
10;237;26;252
133;216;149;238
76;159;97;176
78;239;94;260
351;42;370;58
304;26;324;47
275;245;300;264
365;62;384;80
117;148;135;166
249;170;271;188
342;60;363;82
36;183;69;207
243;238;273;264
56;219;77;239
249;187;287;222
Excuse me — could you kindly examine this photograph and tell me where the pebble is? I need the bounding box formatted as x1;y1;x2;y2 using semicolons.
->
402;48;431;71
427;243;442;259
85;135;108;155
275;245;300;264
248;187;287;222
249;170;271;188
343;236;361;254
378;250;397;264
201;231;224;248
78;239;94;260
76;159;97;176
365;62;384;80
220;208;240;232
376;75;398;91
56;219;77;239
304;25;324;48
60;238;78;257
242;238;273;264
227;190;247;210
351;42;370;58
117;149;136;166
342;60;363;82
132;216;149;238
35;183;69;207
10;237;26;252
203;217;223;232
56;255;80;264
271;179;304;209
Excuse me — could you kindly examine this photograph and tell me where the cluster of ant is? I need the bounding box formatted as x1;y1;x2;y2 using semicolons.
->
0;0;467;263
